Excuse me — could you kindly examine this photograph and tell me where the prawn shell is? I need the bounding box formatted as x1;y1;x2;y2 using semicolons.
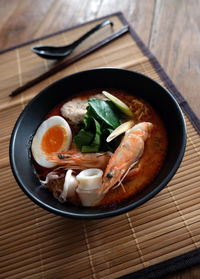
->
100;122;153;193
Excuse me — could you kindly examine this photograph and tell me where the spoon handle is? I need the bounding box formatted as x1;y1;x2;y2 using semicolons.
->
71;19;113;48
10;25;128;97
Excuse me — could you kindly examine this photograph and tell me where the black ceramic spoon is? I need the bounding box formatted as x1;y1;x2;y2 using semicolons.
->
31;19;113;60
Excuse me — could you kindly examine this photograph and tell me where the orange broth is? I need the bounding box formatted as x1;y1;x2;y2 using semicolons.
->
34;89;167;206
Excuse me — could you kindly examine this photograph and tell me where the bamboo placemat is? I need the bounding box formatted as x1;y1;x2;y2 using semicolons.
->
1;13;200;279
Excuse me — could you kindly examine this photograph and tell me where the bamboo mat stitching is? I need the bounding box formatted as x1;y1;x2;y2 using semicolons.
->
33;206;45;278
166;183;199;250
126;212;147;268
188;135;200;156
83;223;97;279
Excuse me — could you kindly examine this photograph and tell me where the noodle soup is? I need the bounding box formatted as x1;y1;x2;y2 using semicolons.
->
32;89;167;207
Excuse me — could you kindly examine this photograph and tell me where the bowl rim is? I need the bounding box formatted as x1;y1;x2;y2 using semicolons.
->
9;67;187;219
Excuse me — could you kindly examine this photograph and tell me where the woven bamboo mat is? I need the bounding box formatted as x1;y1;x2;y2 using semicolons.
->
1;13;200;279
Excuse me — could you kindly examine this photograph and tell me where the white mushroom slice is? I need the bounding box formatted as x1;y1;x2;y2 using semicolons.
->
76;168;104;207
59;170;78;202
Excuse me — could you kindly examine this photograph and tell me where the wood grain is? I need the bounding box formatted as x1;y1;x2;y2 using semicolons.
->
0;0;155;48
0;0;54;49
0;0;200;278
149;0;200;119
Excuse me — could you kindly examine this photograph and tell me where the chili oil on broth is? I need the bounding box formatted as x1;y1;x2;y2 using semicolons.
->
32;89;167;207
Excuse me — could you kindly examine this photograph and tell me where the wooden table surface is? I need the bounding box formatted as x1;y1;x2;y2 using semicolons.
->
0;0;199;278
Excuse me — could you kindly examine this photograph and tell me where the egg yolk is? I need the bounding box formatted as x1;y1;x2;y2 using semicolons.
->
41;125;67;154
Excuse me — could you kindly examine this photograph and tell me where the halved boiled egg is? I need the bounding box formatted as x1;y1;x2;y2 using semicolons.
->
31;116;72;168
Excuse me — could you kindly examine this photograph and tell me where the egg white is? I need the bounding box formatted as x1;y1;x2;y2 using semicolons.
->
31;116;72;168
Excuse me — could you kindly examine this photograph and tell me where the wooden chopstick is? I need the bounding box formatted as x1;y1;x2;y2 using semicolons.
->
9;25;129;97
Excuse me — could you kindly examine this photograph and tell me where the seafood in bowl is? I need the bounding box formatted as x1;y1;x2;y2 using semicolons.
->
31;89;167;207
10;68;186;219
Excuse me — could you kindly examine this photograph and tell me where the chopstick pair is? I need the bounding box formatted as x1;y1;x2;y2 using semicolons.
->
9;25;129;97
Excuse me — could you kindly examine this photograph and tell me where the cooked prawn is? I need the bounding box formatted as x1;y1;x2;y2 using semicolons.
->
47;151;111;171
99;122;153;193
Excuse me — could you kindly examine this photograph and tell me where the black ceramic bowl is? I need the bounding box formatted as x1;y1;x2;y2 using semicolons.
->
10;68;186;219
